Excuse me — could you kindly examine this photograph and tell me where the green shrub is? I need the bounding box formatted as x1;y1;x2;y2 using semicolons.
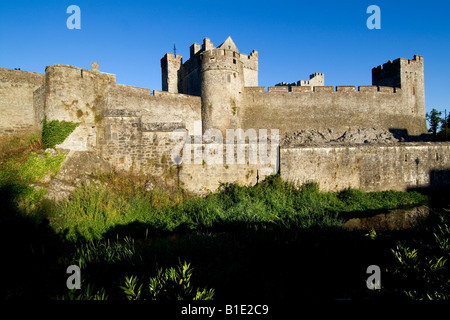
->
120;261;215;300
74;237;136;269
0;151;65;185
48;175;429;242
0;149;65;214
42;117;79;148
389;212;450;300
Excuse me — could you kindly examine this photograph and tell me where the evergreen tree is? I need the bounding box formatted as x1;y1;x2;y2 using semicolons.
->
426;109;443;136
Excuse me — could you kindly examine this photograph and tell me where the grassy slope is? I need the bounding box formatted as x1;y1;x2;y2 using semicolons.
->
4;133;448;302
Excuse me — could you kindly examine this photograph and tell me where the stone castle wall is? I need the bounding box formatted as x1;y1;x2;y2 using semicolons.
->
0;42;447;196
280;142;450;192
0;68;44;136
241;85;426;137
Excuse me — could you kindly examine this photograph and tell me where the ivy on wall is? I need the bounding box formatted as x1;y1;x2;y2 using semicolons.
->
42;117;80;148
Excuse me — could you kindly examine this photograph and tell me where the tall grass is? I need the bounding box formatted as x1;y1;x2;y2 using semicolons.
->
0;132;428;242
0;133;65;214
47;175;428;242
0;131;41;162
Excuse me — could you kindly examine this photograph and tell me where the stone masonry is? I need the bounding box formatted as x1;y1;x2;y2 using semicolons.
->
1;36;449;195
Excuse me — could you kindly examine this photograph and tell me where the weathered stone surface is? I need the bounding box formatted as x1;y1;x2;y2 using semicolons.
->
43;151;112;201
0;38;446;196
44;178;76;202
102;109;141;117
282;128;400;146
280;142;450;192
0;69;44;136
141;122;185;132
54;150;112;181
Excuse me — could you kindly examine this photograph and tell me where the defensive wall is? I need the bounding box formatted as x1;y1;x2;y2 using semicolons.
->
240;84;425;138
0;37;448;196
280;142;450;192
0;68;44;136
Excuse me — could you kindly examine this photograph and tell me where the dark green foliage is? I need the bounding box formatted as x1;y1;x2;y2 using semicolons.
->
326;188;428;213
73;237;136;269
66;236;214;300
41;117;79;148
437;127;450;140
1;132;446;302
427;108;443;136
147;261;215;300
118;262;215;300
0;140;65;214
48;174;429;242
389;212;450;300
426;108;450;141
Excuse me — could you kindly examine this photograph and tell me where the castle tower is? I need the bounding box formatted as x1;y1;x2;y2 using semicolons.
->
161;53;182;93
372;55;426;135
43;64;116;150
200;36;244;134
300;73;324;86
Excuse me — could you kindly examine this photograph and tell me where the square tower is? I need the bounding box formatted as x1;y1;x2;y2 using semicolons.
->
372;55;426;134
161;53;182;93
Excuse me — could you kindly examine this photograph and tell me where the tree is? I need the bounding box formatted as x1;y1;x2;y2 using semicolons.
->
444;110;450;129
437;110;450;140
426;109;443;137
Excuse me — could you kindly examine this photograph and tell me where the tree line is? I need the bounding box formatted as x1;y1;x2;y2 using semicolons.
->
426;108;450;140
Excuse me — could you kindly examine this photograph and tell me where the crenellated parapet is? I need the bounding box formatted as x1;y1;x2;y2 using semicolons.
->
248;85;402;93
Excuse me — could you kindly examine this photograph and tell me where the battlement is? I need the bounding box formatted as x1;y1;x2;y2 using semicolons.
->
162;37;258;95
373;55;423;72
276;72;324;88
247;85;402;94
190;43;201;58
310;72;324;78
45;64;117;84
239;50;258;60
372;54;424;89
202;48;241;59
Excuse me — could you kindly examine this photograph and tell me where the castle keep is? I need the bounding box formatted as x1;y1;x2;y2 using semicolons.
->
1;36;449;195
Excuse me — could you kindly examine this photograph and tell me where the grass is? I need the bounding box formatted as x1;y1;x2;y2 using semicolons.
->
0;131;41;162
0;132;66;214
1;132;441;301
44;174;428;242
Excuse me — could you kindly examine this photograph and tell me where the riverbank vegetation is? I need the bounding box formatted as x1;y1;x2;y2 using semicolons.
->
0;132;448;301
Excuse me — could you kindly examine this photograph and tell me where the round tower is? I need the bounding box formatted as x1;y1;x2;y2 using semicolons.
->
200;47;244;134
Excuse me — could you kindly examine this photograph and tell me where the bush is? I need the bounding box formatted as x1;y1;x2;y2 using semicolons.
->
48;174;429;242
42;117;79;148
389;212;450;300
121;261;215;300
0;149;65;214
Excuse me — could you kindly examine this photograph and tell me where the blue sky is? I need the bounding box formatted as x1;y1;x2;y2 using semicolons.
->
1;0;449;116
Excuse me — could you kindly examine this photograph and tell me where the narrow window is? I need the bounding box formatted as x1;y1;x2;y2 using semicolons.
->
233;59;236;64
227;74;231;83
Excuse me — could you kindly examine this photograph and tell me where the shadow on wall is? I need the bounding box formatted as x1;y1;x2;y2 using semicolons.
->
389;128;431;142
407;169;450;196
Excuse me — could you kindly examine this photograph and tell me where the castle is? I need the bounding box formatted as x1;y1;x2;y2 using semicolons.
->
0;36;449;195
